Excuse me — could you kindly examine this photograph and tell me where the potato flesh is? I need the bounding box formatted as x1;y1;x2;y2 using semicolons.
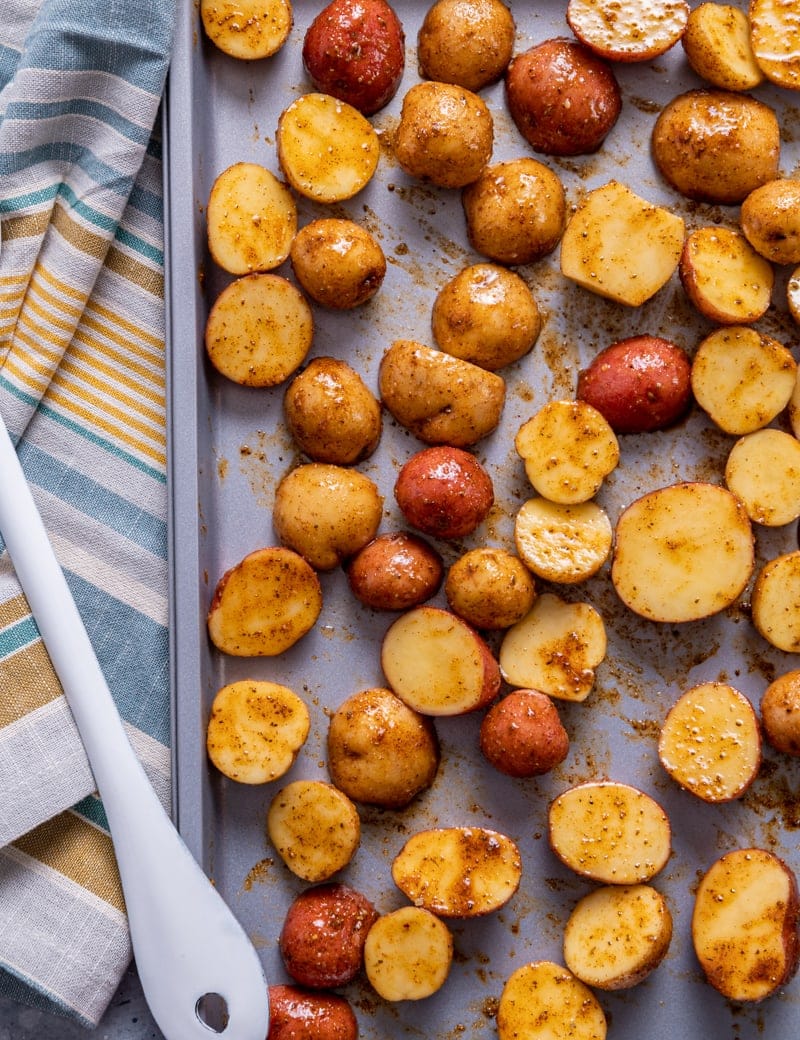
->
514;498;612;584
749;0;800;89
752;551;800;653
680;225;773;325
201;0;292;60
560;180;685;306
392;826;522;917
682;2;764;90
725;429;800;527
499;592;607;702
611;482;754;623
267;780;360;881
549;781;672;884
364;906;453;1000
563;884;673;990
497;961;606;1040
567;0;688;61
658;682;761;802
692;848;800;1001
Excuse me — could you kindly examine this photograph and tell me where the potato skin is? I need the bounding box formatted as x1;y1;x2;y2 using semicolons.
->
505;38;621;156
346;532;444;611
576;336;692;434
395;446;494;540
740;179;800;266
761;670;800;756
302;0;405;115
652;89;780;204
279;883;378;988
417;0;515;91
290;218;386;309
480;689;569;777
445;546;536;629
267;985;358;1040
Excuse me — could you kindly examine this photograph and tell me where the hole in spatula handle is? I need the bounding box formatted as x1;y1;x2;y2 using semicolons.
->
196;992;230;1033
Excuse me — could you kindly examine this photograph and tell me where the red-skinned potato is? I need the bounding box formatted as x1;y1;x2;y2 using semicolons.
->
268;985;358;1040
480;689;569;778
302;0;405;115
395;446;494;540
577;336;692;434
346;531;444;611
279;883;378;988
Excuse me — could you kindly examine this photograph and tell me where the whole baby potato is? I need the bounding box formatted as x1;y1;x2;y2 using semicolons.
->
394;81;493;189
279;883;378;988
432;264;541;370
445;547;536;629
505;38;622;156
327;687;440;807
302;0;405;115
652;89;780;204
480;689;569;777
577;336;692;434
284;357;382;465
462;158;566;265
740;179;800;266
290;218;386;309
761;670;800;756
346;532;444;611
395;446;494;540
417;0;515;91
268;985;358;1040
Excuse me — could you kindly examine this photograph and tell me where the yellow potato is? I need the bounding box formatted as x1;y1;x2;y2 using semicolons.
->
682;2;764;90
514;498;613;585
289;218;386;309
498;962;606;1040
444;546;536;630
200;0;293;60
725;428;800;527
364;907;453;1000
751;551;800;652
417;0;515;91
267;780;360;881
740;178;800;266
749;0;800;89
761;670;800;755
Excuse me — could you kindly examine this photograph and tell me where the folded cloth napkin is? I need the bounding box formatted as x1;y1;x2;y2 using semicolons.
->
0;0;174;1026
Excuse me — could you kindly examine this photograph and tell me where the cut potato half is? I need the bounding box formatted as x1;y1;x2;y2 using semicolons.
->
497;961;607;1040
658;682;761;802
364;906;453;1001
560;181;685;307
205;273;313;387
381;605;500;715
611;482;754;623
392;826;522;917
499;592;607;702
563;884;673;990
549;781;672;884
200;0;293;60
267;780;361;881
277;92;380;202
567;0;689;61
206;680;310;784
790;366;800;438
789;266;800;328
514;400;619;504
749;0;800;89
679;225;773;325
682;2;764;90
514;498;612;585
691;325;796;435
725;429;800;527
752;551;800;652
692;848;800;1001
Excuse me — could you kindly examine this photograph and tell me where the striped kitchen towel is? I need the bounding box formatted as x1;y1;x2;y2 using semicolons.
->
0;0;174;1026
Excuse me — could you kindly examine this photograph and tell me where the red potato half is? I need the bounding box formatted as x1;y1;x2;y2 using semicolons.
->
381;605;500;716
267;985;358;1040
567;0;689;62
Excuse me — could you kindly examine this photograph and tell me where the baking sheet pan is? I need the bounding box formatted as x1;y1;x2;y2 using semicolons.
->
164;2;800;1036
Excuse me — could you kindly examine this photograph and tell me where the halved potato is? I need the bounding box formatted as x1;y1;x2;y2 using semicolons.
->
497;961;607;1040
611;482;754;623
567;0;688;61
679;225;773;325
549;781;672;884
206;680;310;783
267;780;360;881
682;2;764;90
205;273;313;387
392;826;522;917
560;181;685;307
789;267;800;327
725;429;800;527
514;498;613;585
207;546;323;656
499;592;607;702
751;551;800;652
790;367;800;438
381;605;500;716
658;681;762;802
201;0;293;60
515;400;619;504
691;326;797;435
749;0;800;89
563;884;673;989
692;848;800;1001
277;92;380;202
364;906;453;1000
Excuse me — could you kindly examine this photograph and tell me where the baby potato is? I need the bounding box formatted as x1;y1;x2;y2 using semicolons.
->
761;670;800;756
417;0;515;91
395;445;494;540
273;463;383;570
567;0;688;62
740;178;800;266
505;38;621;156
284;357;381;465
268;986;358;1040
652;89;780;204
327;687;440;808
267;780;361;882
290;218;386;309
498;962;607;1040
751;551;800;653
749;0;800;90
681;2;764;91
445;546;536;630
725;428;800;527
514;498;613;585
364;906;453;1001
431;263;541;371
679;226;773;325
346;532;444;611
206;680;310;784
394;81;493;189
480;689;569;778
462;158;566;265
302;0;405;115
201;0;293;61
